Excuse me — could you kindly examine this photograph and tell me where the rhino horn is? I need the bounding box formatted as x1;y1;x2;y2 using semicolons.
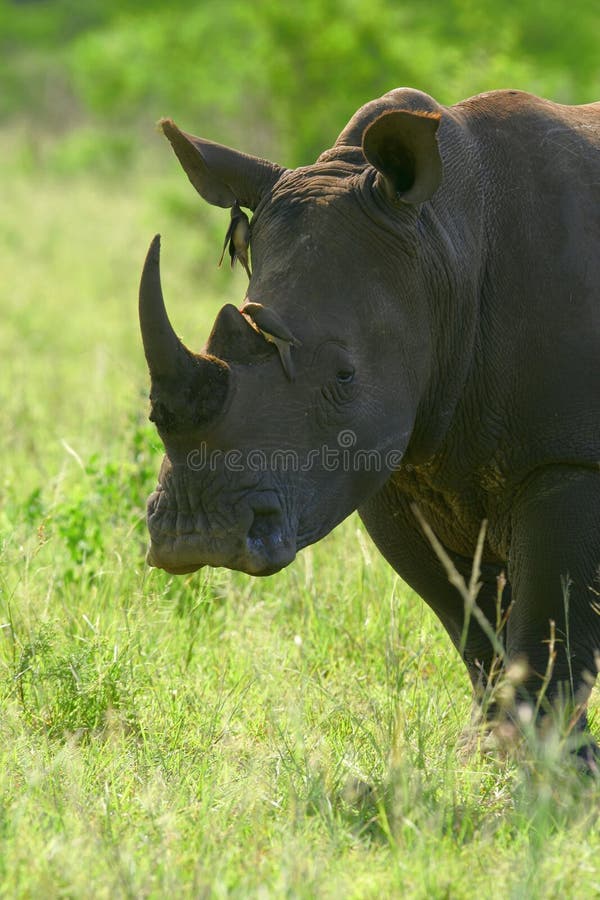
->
160;119;286;211
205;303;270;362
139;236;231;429
138;235;197;381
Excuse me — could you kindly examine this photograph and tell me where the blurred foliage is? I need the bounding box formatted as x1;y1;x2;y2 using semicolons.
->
0;0;598;168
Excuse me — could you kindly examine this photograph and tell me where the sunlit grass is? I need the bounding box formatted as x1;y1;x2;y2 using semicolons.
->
2;146;600;897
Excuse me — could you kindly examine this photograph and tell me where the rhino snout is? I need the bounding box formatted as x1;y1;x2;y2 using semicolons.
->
145;483;296;577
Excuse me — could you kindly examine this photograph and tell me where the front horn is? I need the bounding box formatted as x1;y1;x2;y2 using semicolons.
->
138;234;202;382
139;236;230;431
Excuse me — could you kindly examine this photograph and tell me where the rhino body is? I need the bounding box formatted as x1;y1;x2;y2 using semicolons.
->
140;88;600;746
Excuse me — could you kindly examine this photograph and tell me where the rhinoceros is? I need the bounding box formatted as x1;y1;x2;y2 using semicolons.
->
139;88;600;753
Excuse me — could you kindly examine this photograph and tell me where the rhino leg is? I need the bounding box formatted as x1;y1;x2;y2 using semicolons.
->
358;483;510;694
507;466;600;756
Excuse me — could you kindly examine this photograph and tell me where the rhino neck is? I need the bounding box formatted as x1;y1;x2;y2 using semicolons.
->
404;119;486;466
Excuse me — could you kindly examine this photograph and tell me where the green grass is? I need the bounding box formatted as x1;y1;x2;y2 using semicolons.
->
3;142;600;898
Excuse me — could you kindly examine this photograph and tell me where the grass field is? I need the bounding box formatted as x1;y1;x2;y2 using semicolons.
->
2;139;600;898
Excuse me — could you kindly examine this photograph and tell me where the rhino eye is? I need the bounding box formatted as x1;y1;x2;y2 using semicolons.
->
336;368;355;385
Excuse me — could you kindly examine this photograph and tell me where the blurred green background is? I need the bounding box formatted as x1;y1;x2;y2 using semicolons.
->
2;0;599;171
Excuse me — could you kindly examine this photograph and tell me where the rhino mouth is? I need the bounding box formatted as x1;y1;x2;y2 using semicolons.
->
145;482;297;577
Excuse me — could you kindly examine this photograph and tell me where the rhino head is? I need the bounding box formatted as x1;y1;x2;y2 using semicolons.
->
139;88;470;576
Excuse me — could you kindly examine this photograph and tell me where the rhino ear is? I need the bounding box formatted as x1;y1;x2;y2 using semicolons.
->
160;118;285;211
362;110;442;205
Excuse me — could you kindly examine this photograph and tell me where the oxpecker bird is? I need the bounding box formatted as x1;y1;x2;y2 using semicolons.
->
242;302;302;381
218;201;251;278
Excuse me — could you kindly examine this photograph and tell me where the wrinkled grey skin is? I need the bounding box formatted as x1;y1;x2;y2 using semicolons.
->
140;88;600;752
